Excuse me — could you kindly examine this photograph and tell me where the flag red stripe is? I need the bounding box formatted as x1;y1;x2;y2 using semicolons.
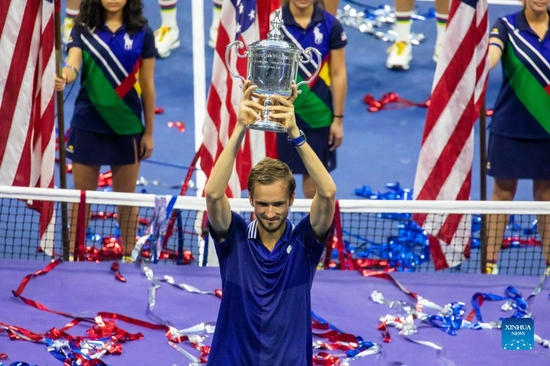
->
437;172;472;244
203;91;222;179
256;0;277;38
413;0;489;269
432;172;472;269
13;120;34;187
0;1;10;39
415;95;475;201
39;2;56;189
428;235;449;270
2;0;57;252
421;24;477;141
201;0;281;198
38;96;56;186
0;0;40;172
418;3;487;201
265;132;277;159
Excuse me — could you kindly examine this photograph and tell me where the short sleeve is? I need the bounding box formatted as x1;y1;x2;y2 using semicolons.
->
293;215;329;264
142;25;157;59
67;23;84;51
490;17;508;45
208;211;243;261
329;18;347;50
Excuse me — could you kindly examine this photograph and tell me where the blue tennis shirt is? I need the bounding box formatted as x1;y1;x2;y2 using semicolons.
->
207;212;327;366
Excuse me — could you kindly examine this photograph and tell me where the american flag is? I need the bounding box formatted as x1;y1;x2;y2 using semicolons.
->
413;0;489;270
0;0;57;255
201;0;280;198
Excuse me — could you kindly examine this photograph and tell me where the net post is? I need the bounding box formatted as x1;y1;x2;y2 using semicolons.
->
479;101;488;273
54;0;70;260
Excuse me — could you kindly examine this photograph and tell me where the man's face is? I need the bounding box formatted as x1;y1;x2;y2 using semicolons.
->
249;181;294;234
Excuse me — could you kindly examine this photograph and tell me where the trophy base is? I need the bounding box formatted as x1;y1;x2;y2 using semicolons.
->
247;120;287;133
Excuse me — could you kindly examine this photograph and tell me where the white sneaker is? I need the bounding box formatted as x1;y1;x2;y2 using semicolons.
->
155;26;180;58
209;23;218;48
433;42;443;63
386;41;412;70
208;36;216;49
545;266;550;276
486;263;499;275
208;37;216;49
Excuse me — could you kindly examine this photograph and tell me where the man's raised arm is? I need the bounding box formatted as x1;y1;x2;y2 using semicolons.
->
205;81;264;240
270;91;337;241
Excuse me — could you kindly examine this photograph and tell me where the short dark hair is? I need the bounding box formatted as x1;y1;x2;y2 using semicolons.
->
248;158;296;200
76;0;148;35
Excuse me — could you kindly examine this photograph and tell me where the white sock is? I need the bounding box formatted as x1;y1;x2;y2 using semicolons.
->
394;11;413;43
64;7;79;40
158;0;178;29
435;12;448;46
210;0;223;43
64;7;79;26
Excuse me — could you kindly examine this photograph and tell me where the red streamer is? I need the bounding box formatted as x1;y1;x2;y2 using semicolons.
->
167;121;186;132
363;92;429;112
363;92;494;116
98;171;113;187
111;261;126;282
74;190;87;261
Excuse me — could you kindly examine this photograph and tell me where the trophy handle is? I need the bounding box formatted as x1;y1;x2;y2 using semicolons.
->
295;47;322;92
225;40;247;84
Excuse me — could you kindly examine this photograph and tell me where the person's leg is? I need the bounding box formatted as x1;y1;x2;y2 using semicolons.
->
155;0;180;58
323;0;340;15
386;0;414;70
70;163;100;256
533;180;550;275
111;162;141;255
64;0;81;44
302;174;317;199
433;0;449;62
209;0;223;48
485;178;517;274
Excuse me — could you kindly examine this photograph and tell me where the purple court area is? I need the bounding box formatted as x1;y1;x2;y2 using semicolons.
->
1;260;549;365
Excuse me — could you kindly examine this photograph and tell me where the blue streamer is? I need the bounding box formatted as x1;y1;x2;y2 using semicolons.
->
470;286;529;324
428;302;469;336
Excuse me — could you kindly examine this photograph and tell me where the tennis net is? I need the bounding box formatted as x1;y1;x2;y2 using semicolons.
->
1;186;549;276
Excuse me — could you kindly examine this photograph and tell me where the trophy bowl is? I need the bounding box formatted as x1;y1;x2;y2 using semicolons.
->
225;9;322;133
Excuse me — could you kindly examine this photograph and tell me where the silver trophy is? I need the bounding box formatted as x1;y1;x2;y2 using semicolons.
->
225;9;322;132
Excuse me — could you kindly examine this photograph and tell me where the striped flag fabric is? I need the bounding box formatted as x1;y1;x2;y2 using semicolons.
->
201;0;280;198
413;0;489;270
0;0;57;255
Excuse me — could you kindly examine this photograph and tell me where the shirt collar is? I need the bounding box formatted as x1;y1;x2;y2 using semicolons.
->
247;218;294;241
100;23;127;33
516;10;550;32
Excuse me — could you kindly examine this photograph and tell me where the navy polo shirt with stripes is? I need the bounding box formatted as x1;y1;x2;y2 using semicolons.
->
490;11;550;139
207;211;326;366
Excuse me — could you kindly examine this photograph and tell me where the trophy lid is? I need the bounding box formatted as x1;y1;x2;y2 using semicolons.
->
247;9;300;53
